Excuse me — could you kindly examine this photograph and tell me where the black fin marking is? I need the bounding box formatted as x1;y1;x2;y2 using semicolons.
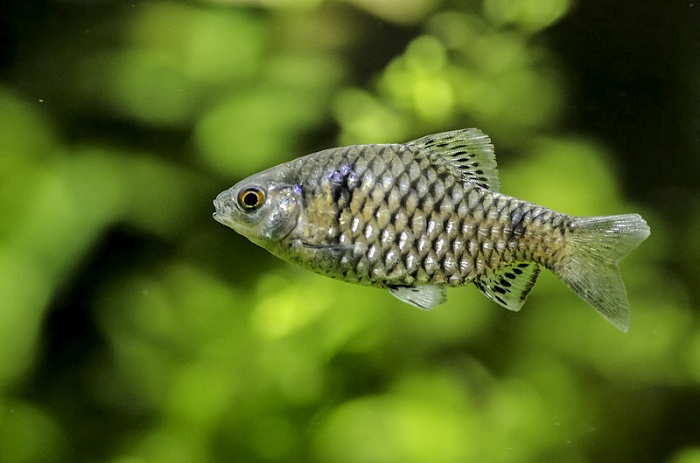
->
474;262;540;312
407;128;500;191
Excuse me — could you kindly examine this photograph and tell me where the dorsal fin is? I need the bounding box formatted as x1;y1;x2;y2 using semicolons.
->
407;128;500;191
474;262;540;311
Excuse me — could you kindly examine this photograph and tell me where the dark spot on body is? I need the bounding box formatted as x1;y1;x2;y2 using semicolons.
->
329;165;356;206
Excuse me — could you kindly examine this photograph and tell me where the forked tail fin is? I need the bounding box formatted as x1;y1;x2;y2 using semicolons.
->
552;214;650;332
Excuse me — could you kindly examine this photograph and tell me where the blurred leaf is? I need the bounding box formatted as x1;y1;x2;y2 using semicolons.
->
128;3;267;84
344;0;440;24
499;135;620;215
0;248;52;387
483;0;573;32
669;448;700;463
197;83;331;175
0;400;64;463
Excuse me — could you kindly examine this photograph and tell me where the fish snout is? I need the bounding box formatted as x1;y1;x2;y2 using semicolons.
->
212;191;236;226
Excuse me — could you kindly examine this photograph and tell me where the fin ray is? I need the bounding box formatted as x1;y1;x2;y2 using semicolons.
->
407;128;500;191
387;285;446;310
475;262;540;312
552;214;650;332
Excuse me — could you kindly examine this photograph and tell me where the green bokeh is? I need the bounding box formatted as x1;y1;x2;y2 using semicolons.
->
1;0;697;462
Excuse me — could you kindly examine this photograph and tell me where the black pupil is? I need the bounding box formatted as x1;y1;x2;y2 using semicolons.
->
243;190;260;207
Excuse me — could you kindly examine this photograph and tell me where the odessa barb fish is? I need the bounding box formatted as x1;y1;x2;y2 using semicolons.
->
213;129;650;331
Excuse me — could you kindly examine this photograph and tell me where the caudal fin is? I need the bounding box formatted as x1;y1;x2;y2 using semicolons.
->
552;214;650;332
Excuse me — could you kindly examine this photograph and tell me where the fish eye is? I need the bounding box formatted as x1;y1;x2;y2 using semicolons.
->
237;187;266;210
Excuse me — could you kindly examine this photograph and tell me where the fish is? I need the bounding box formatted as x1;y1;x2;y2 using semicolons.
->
213;129;650;331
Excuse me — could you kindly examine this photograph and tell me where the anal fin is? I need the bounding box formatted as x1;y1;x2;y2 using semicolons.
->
387;285;447;310
474;262;540;312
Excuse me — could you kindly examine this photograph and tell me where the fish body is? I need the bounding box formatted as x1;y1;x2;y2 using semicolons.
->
213;129;650;331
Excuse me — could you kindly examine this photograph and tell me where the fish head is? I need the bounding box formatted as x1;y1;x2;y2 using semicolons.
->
213;171;302;248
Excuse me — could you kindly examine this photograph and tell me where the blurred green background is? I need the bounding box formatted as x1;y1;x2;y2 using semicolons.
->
1;0;699;462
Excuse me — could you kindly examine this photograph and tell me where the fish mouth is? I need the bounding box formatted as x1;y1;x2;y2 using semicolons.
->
212;197;232;226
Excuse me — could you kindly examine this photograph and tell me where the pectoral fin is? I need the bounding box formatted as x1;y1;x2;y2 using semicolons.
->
387;285;447;310
474;262;540;312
